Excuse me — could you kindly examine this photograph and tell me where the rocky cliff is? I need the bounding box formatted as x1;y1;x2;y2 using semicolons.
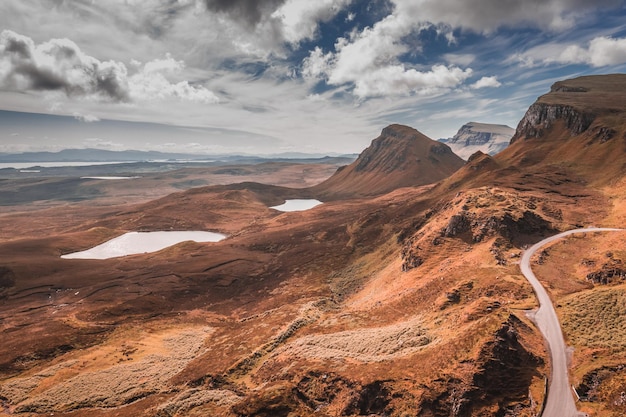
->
440;122;514;160
499;74;626;182
510;74;626;144
510;102;596;143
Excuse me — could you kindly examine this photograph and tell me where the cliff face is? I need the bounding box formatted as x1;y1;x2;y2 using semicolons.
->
498;74;626;182
440;122;514;159
510;74;626;144
510;102;596;143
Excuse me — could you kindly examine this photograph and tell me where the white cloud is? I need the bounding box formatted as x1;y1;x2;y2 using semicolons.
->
73;113;101;123
0;30;218;104
471;76;501;89
326;13;421;86
0;30;130;101
511;36;626;68
442;53;476;66
301;8;472;98
272;0;353;45
353;64;472;98
558;36;626;67
129;54;219;103
301;46;334;81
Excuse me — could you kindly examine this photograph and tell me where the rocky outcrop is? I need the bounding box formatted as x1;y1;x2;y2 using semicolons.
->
575;364;626;413
468;316;544;414
586;256;626;285
400;187;557;272
417;316;544;416
401;208;554;271
576;364;626;405
510;102;596;143
443;212;471;237
0;266;15;299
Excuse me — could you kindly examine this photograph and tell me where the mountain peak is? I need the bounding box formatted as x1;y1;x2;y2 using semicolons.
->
354;124;451;173
379;123;426;137
313;124;464;198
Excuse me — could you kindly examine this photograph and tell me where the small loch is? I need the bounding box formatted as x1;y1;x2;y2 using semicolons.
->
270;199;323;212
61;231;226;260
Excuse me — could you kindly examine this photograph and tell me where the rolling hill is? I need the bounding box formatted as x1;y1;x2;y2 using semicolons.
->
1;74;626;416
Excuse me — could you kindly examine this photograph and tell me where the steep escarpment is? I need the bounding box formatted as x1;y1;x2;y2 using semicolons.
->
510;102;596;141
313;124;464;199
501;74;626;183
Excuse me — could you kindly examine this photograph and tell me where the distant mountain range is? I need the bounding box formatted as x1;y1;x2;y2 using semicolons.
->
438;122;515;160
0;148;357;163
0;149;211;163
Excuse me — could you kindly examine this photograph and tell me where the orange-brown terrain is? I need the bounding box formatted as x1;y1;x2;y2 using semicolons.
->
1;74;626;416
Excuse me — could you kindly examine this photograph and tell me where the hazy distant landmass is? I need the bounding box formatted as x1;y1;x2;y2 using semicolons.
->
0;110;336;156
0;148;358;164
438;121;515;160
0;148;211;163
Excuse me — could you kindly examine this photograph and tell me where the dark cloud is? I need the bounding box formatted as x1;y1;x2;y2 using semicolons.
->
204;0;287;26
0;30;130;101
20;64;69;91
93;65;130;102
399;0;625;32
2;32;33;59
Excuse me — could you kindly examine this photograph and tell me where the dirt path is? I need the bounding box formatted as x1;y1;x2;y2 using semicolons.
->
520;227;624;417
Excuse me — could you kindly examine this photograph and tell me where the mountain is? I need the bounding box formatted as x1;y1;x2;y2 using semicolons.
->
2;75;626;417
313;124;465;198
438;122;514;160
499;74;626;184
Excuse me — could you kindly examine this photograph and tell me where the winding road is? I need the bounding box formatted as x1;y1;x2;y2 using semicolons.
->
520;227;624;417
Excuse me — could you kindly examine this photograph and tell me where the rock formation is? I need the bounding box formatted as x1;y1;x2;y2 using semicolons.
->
439;122;514;160
501;74;626;183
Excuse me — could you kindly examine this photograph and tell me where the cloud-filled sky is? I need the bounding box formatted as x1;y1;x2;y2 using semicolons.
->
1;0;625;155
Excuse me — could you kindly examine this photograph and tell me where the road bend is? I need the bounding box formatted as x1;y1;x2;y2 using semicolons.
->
520;227;624;417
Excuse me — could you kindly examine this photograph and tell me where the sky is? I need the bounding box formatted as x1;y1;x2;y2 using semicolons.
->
1;0;626;155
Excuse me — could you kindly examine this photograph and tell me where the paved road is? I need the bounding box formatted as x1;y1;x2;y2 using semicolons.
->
520;228;624;417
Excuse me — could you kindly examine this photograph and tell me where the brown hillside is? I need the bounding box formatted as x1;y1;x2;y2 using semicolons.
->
2;75;626;416
313;124;464;199
499;74;626;185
